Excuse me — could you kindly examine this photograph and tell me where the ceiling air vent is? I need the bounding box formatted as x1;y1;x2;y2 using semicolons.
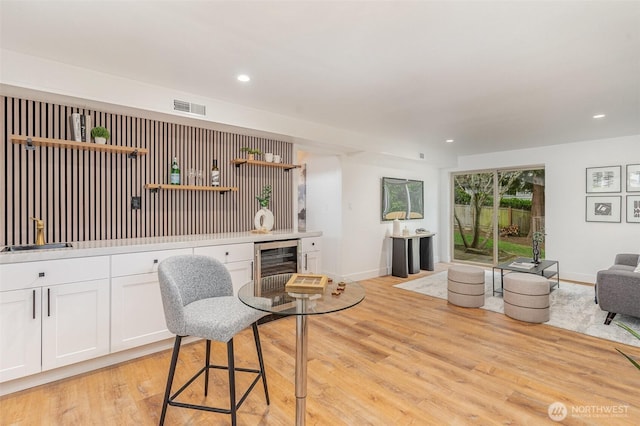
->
173;99;206;116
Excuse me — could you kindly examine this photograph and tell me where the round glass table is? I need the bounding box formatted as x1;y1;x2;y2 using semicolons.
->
238;274;365;426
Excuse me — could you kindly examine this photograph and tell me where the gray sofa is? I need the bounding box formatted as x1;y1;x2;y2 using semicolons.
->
595;253;640;325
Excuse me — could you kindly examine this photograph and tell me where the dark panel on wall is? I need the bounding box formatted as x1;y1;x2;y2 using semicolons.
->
1;96;294;246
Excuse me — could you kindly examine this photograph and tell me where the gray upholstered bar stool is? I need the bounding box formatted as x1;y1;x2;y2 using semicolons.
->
503;272;550;323
157;255;270;426
447;265;485;307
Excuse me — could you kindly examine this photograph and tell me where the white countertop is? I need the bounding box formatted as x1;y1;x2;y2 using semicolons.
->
0;229;322;264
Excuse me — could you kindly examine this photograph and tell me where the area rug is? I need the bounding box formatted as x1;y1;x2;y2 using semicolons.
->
394;271;640;347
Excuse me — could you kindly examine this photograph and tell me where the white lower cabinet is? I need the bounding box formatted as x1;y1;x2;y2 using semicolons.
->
41;280;110;371
0;288;41;382
110;248;191;352
0;256;110;383
301;237;322;274
193;243;254;295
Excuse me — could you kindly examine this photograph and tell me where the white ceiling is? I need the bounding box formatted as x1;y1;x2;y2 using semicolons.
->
1;1;639;157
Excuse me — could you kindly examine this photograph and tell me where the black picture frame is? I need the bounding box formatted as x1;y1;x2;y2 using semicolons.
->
627;195;640;223
586;165;621;193
381;177;424;221
585;196;621;223
627;164;640;192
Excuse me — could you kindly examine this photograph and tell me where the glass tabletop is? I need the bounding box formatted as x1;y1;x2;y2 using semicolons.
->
496;257;558;273
238;273;365;316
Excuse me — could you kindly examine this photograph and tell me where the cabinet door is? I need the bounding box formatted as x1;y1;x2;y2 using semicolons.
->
111;273;173;352
41;280;110;371
225;260;254;295
0;288;41;382
302;251;322;274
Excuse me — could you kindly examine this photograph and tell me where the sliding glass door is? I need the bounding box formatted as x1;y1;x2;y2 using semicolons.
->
452;167;545;266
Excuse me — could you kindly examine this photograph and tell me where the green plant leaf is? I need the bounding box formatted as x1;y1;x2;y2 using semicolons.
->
615;322;640;340
615;348;640;371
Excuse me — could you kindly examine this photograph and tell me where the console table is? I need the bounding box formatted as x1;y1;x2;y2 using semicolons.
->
391;233;435;278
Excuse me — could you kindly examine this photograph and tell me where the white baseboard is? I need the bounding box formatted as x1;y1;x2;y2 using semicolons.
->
0;336;198;396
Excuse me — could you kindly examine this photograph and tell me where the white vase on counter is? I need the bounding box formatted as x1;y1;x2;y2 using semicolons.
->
254;207;274;232
393;218;401;236
94;137;106;144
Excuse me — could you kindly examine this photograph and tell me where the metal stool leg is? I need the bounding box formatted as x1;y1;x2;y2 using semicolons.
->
159;336;182;426
204;340;211;396
227;339;237;426
252;323;270;404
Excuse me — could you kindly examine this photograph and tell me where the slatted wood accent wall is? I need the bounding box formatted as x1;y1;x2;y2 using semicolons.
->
0;96;294;246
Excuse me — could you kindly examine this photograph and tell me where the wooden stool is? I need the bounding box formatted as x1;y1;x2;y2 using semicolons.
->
447;265;485;307
503;273;550;323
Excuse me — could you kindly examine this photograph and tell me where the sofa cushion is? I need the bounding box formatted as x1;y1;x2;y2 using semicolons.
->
610;264;636;273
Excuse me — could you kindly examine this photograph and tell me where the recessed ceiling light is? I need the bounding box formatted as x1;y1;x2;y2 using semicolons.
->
446;139;454;143
593;114;606;119
237;74;251;82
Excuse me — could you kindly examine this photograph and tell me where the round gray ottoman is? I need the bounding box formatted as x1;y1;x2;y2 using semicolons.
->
503;273;550;323
447;265;485;307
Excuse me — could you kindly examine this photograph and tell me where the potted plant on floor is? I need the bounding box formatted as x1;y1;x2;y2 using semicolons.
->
91;126;110;144
615;322;640;371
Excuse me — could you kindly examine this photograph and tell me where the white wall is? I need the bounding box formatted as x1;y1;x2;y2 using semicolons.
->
440;134;640;283
297;152;343;276
336;154;440;280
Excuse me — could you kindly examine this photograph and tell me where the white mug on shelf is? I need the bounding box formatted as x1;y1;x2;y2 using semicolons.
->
273;154;282;163
264;152;274;162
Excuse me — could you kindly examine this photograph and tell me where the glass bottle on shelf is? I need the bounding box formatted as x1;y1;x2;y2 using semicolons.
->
211;160;220;187
170;157;180;185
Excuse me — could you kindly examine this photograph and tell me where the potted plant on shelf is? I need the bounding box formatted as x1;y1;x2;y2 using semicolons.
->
240;147;262;160
254;184;274;232
91;126;110;145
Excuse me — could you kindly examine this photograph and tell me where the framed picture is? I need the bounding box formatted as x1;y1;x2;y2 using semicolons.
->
381;177;424;221
627;195;640;223
586;196;621;222
586;166;621;193
627;164;640;192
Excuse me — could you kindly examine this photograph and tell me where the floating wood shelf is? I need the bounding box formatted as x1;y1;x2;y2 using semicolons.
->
11;135;148;158
231;158;300;171
145;184;238;194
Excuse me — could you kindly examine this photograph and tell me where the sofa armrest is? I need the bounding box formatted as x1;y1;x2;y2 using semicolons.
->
596;269;640;317
614;253;640;267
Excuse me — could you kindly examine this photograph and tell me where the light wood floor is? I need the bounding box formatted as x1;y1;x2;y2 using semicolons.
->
1;265;639;425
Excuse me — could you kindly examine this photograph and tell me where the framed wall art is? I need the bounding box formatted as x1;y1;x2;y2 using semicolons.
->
627;195;640;223
586;196;621;222
627;164;640;192
381;177;424;221
586;165;621;193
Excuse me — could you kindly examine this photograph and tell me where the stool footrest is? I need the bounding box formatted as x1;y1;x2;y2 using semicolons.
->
169;363;264;414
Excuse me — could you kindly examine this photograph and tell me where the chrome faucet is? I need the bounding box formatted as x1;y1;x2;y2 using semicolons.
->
31;217;45;246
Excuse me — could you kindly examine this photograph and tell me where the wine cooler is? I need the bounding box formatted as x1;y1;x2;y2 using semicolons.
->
254;239;301;321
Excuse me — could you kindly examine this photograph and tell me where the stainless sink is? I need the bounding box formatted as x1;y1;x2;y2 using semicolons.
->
2;243;73;252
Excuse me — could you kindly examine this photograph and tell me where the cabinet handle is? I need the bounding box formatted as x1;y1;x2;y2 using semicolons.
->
225;252;229;256
153;259;158;264
47;288;51;317
250;261;254;280
39;272;45;277
305;253;308;270
32;289;36;320
311;242;315;246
